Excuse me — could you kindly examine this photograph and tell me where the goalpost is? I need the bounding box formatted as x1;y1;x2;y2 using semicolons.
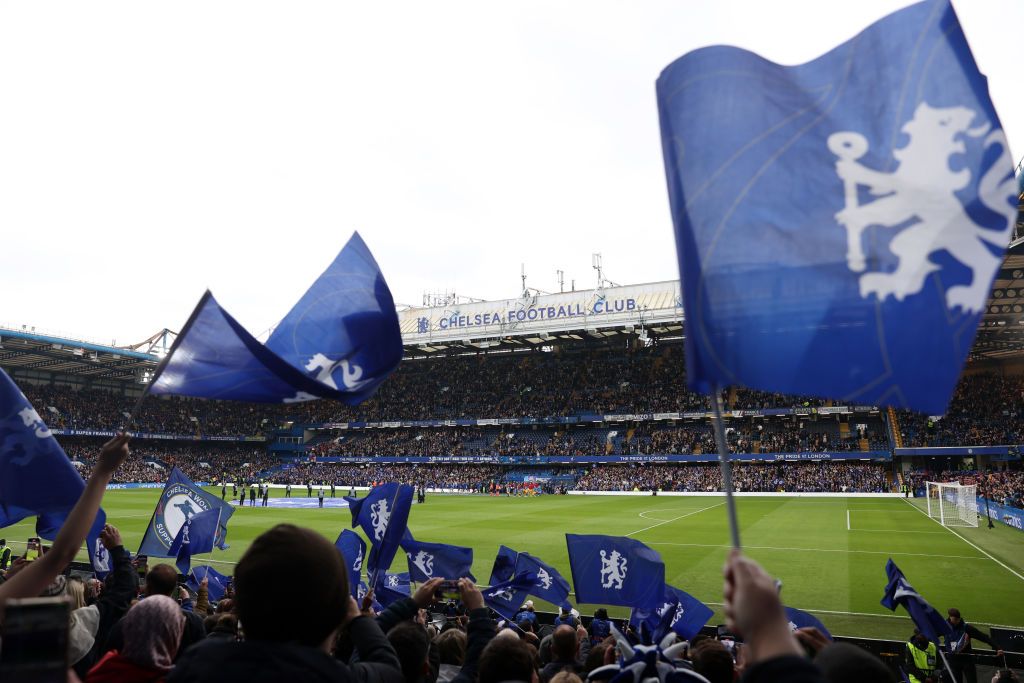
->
925;481;978;528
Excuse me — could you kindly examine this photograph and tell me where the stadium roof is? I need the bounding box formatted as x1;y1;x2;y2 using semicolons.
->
0;327;158;384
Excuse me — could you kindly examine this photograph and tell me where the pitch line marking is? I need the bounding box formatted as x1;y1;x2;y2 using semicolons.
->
847;528;947;534
647;541;986;561
846;509;851;531
638;508;716;523
626;502;725;537
702;602;1023;630
902;498;1024;583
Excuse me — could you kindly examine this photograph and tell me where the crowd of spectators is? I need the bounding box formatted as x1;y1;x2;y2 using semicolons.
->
575;462;891;493
272;463;506;491
904;468;1024;508
898;373;1024;447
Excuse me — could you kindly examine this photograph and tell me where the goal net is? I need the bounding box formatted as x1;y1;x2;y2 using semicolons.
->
925;481;978;528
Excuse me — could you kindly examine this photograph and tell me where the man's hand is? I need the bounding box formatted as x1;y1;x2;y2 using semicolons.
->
200;576;209;589
99;524;122;550
723;549;800;663
457;578;484;611
576;625;588;642
5;557;28;580
794;626;830;655
360;588;376;617
412;577;444;608
95;433;131;475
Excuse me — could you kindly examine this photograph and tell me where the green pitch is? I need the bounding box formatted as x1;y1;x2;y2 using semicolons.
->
4;490;1023;643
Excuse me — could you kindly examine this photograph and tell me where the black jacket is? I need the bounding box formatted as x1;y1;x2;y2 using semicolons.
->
168;615;403;683
451;607;496;683
741;655;824;683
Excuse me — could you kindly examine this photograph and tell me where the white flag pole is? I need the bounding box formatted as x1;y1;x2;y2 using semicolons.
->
710;387;741;549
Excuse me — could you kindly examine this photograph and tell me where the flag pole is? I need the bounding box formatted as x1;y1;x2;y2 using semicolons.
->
125;291;212;428
710;386;741;549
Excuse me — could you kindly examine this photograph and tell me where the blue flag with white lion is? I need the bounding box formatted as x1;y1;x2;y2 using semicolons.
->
657;0;1017;414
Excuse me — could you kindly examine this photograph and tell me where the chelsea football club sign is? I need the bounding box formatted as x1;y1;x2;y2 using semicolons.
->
152;482;214;549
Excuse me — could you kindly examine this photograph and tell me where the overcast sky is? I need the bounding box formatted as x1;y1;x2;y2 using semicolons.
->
0;1;1020;347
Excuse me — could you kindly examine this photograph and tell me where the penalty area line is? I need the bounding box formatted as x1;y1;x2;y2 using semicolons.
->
902;498;1024;583
626;502;724;537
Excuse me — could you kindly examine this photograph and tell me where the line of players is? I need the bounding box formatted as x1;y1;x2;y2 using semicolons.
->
219;480;429;508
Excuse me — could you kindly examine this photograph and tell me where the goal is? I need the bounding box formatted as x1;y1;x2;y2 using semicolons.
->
926;481;978;528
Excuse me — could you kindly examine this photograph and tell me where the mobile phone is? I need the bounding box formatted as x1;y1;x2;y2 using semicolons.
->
0;597;70;683
436;580;460;599
135;554;149;577
25;538;41;562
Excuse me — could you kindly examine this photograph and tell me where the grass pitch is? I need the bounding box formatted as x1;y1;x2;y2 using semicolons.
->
4;490;1023;643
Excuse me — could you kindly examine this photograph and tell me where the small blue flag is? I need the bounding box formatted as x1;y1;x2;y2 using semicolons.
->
187;565;232;602
483;571;537;623
334;529;366;598
784;606;833;640
657;0;1018;413
138;467;234;557
515;551;572;610
345;482;413;581
630;585;714;641
168;508;220;575
0;368;106;573
149;233;402;404
489;545;518;585
373;572;412;608
565;534;665;609
403;538;476;582
881;559;952;644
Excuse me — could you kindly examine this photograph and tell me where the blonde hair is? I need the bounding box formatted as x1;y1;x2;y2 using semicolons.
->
66;577;86;610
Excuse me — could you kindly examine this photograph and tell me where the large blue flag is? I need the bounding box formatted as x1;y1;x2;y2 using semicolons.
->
138;467;234;557
515;551;572;610
148;233;402;404
630;585;713;641
489;545;518;585
483;571;538;623
168;508;220;575
784;606;833;640
881;559;952;644
657;0;1018;414
187;565;232;602
345;482;413;580
0;368;106;573
334;529;366;598
403;538;476;582
565;534;665;609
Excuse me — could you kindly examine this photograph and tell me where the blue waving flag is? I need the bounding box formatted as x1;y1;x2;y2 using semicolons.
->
483;571;538;623
0;368;106;573
345;482;413;581
515;551;572;610
373;572;411;608
657;0;1018;414
784;606;833;640
168;508;221;575
149;232;402;404
489;545;518;585
404;538;476;582
334;529;366;598
187;565;232;602
138;467;234;557
881;559;952;644
565;534;665;609
630;585;713;641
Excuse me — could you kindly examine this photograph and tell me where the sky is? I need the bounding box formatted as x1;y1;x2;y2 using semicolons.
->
0;1;1020;347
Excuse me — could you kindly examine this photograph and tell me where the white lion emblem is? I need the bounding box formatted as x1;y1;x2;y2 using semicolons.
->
369;500;390;541
536;567;553;591
828;102;1016;313
599;549;627;589
304;353;372;391
17;406;52;439
352;546;363;574
410;551;434;578
387;575;400;588
487;587;514;603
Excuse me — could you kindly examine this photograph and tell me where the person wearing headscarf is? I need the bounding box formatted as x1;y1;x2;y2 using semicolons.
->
86;595;185;683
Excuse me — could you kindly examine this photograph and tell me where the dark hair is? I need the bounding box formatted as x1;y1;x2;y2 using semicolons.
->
691;640;735;683
234;524;348;646
479;635;537;683
948;608;961;618
551;625;578;662
145;564;178;597
814;643;896;683
387;621;430;682
584;643;608;674
434;628;467;666
593;608;608;620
